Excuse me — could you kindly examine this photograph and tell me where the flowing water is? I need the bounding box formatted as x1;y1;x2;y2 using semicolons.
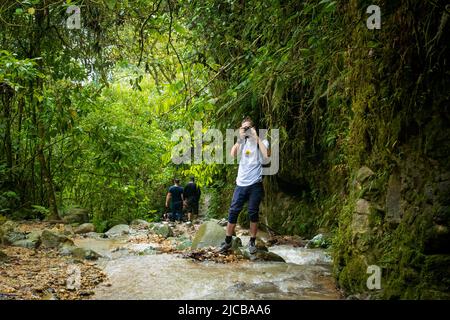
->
75;237;341;300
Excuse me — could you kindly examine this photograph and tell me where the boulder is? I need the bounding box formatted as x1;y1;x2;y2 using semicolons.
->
41;229;74;248
191;221;226;249
130;219;151;228
62;208;89;224
356;166;375;183
74;223;95;234
105;224;130;237
150;223;173;238
242;248;285;262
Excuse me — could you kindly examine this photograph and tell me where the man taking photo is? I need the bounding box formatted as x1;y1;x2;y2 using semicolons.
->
219;117;269;254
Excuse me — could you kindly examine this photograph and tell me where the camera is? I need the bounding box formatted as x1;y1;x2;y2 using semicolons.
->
242;126;252;139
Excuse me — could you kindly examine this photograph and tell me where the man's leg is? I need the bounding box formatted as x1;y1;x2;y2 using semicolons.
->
219;186;247;252
247;182;263;253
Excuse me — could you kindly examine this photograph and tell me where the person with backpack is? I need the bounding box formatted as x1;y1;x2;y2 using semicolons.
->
183;176;201;222
219;116;270;254
165;178;184;222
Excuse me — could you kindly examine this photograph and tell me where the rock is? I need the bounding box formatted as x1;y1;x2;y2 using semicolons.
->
242;248;285;262
84;232;104;239
130;219;151;228
352;213;370;235
58;244;76;256
217;218;228;226
139;246;158;255
0;220;19;245
71;247;102;260
355;199;371;215
356;166;375;183
74;223;95;234
3;231;26;245
191;221;226;249
62;225;75;236
105;224;130;237
150;223;173;238
306;234;331;249
58;244;102;260
231;237;242;250
12;239;39;249
41;229;74;248
176;240;192;251
62;208;89;224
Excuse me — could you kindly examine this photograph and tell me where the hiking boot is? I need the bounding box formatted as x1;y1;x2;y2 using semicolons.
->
248;240;257;254
218;241;232;253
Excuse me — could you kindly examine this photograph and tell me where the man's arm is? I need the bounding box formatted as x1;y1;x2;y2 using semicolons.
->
230;142;241;158
256;136;269;159
165;192;171;207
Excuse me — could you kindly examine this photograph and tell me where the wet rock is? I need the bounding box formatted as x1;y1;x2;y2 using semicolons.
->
150;223;173;238
74;223;95;234
242;248;285;262
41;229;74;248
105;224;130;237
356;166;375;183
62;208;89;224
252;282;280;294
306;234;331;249
130;219;151;228
191;221;226;249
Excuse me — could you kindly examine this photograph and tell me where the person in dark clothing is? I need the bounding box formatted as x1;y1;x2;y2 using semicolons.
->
183;177;201;221
165;178;184;221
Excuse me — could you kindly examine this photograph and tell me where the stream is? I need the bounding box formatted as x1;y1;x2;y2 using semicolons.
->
74;235;341;300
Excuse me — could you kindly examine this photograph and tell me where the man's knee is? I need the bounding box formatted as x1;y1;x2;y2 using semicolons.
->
228;211;239;224
248;210;259;223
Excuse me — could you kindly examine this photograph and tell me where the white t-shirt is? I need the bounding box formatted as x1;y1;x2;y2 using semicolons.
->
236;138;269;186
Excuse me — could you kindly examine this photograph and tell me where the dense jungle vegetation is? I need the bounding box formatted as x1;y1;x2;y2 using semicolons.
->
1;0;449;299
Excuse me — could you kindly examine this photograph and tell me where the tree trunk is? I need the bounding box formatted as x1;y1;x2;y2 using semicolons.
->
30;5;59;220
